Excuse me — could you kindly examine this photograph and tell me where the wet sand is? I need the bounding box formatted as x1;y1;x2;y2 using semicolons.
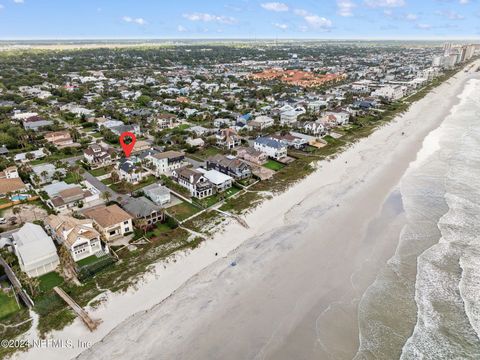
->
69;63;480;360
16;62;480;360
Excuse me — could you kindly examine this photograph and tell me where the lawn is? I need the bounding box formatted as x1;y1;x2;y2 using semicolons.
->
101;178;113;185
177;124;191;131
263;160;285;171
0;291;20;319
192;186;241;208
140;222;175;239
167;201;201;222
38;272;64;293
90;166;112;177
193;147;223;160
111;176;158;194
193;195;220;208
224;185;242;198
63;172;82;184
76;255;105;267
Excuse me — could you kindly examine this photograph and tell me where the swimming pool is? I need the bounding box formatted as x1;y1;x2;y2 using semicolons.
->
10;194;29;201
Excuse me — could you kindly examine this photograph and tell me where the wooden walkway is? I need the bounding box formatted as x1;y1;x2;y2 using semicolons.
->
0;257;34;308
53;286;101;332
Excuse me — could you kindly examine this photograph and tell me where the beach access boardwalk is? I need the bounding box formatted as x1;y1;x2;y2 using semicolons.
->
53;286;101;332
0;256;34;308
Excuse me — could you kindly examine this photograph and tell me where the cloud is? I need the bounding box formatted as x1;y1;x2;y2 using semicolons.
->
304;15;333;28
261;2;289;12
337;0;356;17
435;10;465;20
13;0;24;3
294;9;333;29
364;0;405;8
459;0;469;3
177;25;187;32
273;22;289;30
404;13;418;21
416;23;432;30
122;16;147;25
183;13;237;24
0;4;4;10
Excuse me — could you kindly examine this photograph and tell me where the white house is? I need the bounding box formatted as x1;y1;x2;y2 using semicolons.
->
31;163;66;184
197;168;233;193
280;107;306;125
172;167;213;199
13;223;60;278
254;137;288;160
143;183;171;206
45;215;103;262
14;148;47;163
186;137;205;148
117;157;149;184
0;166;19;179
83;144;115;168
145;151;185;176
216;128;242;149
250;116;275;130
372;85;405;101
324;110;350;125
302;122;325;136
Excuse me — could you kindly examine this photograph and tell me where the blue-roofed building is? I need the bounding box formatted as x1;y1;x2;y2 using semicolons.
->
237;113;252;126
253;137;287;160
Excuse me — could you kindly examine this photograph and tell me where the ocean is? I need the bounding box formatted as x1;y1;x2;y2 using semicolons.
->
355;79;480;359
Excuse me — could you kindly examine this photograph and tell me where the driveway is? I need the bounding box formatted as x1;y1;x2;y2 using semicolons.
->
60;155;83;166
82;171;127;203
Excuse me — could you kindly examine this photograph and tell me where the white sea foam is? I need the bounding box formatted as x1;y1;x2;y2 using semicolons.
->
400;79;480;359
356;78;480;360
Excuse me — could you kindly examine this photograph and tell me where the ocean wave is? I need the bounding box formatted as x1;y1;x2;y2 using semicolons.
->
357;78;480;360
400;79;480;359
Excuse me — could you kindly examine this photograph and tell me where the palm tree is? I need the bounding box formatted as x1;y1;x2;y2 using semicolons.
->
69;128;81;142
101;191;111;203
69;164;82;183
40;170;48;183
12;206;22;223
124;182;134;196
53;171;64;181
32;174;41;185
110;172;120;184
58;244;78;280
135;218;149;237
18;271;40;298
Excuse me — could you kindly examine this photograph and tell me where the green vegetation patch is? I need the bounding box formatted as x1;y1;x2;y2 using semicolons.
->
0;290;21;319
38;272;64;293
263;159;285;171
167;201;201;221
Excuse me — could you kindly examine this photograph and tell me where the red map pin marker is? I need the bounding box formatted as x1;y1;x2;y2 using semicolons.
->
119;132;136;158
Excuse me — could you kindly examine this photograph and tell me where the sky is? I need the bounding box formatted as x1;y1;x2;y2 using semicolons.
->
0;0;479;40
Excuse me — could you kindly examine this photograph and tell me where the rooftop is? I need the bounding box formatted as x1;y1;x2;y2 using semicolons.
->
84;204;133;228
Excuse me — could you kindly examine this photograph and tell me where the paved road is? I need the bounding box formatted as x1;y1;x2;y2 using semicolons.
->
60;155;84;166
81;171;127;203
184;156;205;169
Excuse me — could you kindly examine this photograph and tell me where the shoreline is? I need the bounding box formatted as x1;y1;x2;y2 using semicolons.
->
17;61;479;360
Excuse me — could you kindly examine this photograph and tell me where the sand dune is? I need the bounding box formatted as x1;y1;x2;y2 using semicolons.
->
17;61;480;360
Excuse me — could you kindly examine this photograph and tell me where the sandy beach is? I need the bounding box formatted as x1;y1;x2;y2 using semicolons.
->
16;61;479;360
